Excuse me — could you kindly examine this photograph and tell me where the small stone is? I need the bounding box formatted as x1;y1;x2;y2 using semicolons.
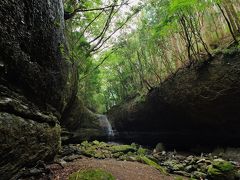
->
197;158;211;164
193;171;207;178
185;165;194;172
154;143;165;153
162;151;166;155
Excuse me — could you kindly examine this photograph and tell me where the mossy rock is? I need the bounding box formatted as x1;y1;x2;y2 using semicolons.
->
110;145;136;153
212;159;234;172
81;141;91;148
162;160;185;172
94;152;106;159
92;140;100;145
137;147;147;155
139;156;167;174
207;159;236;180
208;165;223;176
0;112;61;179
69;169;115;180
192;171;207;179
112;152;124;158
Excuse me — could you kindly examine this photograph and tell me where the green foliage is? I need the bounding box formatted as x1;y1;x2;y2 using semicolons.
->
208;165;223;176
212;159;234;172
69;169;115;180
169;0;198;13
137;147;147;155
207;159;236;179
63;0;240;112
63;0;142;112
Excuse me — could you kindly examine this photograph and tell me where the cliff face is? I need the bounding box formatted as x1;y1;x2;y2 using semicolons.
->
0;0;77;178
108;48;240;148
61;97;112;144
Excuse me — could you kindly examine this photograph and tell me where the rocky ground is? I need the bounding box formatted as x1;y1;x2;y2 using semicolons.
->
49;158;175;180
15;141;240;179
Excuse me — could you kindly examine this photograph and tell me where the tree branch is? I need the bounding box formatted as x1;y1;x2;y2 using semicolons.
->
90;10;139;53
80;49;118;80
64;2;128;20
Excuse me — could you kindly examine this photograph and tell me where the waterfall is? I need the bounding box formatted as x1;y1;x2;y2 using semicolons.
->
98;115;114;137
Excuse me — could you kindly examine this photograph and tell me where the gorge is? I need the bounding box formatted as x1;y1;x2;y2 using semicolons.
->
0;0;240;179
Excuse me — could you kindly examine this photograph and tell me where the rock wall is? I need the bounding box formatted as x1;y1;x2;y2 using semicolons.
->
0;0;77;178
108;47;240;148
61;97;111;144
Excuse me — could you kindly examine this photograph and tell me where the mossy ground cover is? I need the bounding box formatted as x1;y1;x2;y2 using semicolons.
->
69;169;115;180
78;140;144;160
65;141;239;180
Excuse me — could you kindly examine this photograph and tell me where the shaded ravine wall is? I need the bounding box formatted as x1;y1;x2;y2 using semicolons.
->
60;97;115;144
108;48;240;149
0;0;77;178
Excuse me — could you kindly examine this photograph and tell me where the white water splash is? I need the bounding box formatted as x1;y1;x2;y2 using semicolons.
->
98;115;114;137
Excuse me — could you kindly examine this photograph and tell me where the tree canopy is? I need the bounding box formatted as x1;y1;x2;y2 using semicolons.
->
63;0;240;112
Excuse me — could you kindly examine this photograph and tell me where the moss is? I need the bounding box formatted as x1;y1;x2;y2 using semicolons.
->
137;147;147;155
59;43;71;62
82;149;96;157
212;159;234;172
174;177;185;180
54;18;61;28
110;145;136;153
139;156;167;174
0;113;61;178
92;140;100;145
69;169;115;180
207;165;223;176
112;152;124;158
59;43;65;56
162;160;185;171
94;152;106;159
207;159;236;179
81;141;91;147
